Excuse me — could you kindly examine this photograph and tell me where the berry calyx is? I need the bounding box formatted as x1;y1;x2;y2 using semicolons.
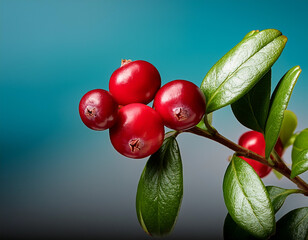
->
79;89;118;131
153;80;206;131
109;103;164;159
109;60;161;105
238;131;284;178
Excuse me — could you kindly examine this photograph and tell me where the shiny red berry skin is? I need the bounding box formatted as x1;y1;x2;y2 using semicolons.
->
79;89;118;131
238;131;270;178
238;131;284;178
153;80;206;131
109;103;164;159
109;60;161;105
274;137;284;157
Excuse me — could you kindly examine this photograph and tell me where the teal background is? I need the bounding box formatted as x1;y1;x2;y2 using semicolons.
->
1;0;308;239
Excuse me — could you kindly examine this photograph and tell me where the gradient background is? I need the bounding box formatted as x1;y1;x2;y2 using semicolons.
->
1;0;308;239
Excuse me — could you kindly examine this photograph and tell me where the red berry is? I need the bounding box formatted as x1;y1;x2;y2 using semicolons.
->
238;131;284;178
109;60;161;105
79;89;118;131
109;103;164;159
238;131;271;178
274;137;284;157
153;80;206;131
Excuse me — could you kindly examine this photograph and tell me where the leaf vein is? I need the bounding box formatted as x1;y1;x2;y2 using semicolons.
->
207;36;280;108
231;159;267;231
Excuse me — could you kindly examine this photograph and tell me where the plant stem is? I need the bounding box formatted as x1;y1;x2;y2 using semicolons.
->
186;126;308;195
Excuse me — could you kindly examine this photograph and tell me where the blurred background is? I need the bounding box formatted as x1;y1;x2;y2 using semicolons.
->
1;0;308;239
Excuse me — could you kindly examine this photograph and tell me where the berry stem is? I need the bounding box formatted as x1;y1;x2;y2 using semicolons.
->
186;126;308;195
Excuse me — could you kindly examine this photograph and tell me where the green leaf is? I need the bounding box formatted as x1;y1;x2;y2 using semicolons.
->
279;110;298;148
201;29;287;113
136;136;183;236
207;112;213;125
273;207;308;240
242;30;260;41
265;66;301;158
164;131;178;139
291;150;308;178
223;155;275;238
292;129;308;160
223;214;257;240
266;186;302;213
273;169;283;180
231;69;271;132
196;112;213;131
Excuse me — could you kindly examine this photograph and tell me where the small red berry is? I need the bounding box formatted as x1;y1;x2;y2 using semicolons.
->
153;80;206;131
238;131;284;178
109;103;164;159
109;60;161;105
274;137;284;157
238;131;270;178
79;89;118;131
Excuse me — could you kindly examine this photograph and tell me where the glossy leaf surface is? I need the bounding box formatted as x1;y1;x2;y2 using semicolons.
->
273;207;308;240
196;112;213;131
223;156;275;238
279;110;298;148
242;30;259;40
292;128;308;160
136;136;183;236
291;149;308;178
266;186;302;213
224;186;303;239
201;29;287;113
265;66;301;158
231;69;271;132
273;169;283;180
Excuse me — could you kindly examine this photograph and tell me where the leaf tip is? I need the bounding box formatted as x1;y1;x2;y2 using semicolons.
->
295;65;302;72
281;35;288;43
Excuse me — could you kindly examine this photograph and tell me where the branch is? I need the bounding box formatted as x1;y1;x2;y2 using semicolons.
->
186;126;308;195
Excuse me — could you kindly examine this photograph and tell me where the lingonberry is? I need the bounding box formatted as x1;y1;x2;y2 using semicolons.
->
109;103;164;159
274;137;284;157
109;60;161;105
153;80;206;131
238;131;284;178
79;89;118;131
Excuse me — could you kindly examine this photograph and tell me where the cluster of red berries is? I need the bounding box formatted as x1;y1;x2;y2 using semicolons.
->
79;60;206;159
238;131;284;178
